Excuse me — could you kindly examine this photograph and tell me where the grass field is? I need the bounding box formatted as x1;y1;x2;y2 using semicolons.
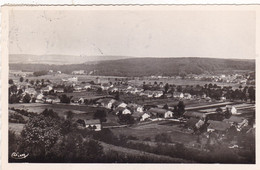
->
10;70;242;88
111;120;197;145
9;103;120;126
9;123;25;135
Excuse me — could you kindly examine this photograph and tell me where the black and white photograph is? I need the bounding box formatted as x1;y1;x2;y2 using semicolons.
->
1;5;259;167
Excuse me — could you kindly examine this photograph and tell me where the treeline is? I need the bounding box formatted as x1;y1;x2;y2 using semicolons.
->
10;57;255;76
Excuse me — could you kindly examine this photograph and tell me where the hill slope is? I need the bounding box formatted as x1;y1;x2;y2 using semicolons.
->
9;57;255;76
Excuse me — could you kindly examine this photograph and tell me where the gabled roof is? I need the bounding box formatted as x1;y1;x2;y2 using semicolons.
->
186;117;200;128
132;111;144;118
207;120;231;131
96;98;115;104
84;119;101;125
223;116;246;124
183;112;205;119
148;108;168;115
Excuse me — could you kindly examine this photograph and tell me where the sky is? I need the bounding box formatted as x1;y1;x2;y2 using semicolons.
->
9;8;256;59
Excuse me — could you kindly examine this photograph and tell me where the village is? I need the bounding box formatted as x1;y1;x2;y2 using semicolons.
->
8;68;255;157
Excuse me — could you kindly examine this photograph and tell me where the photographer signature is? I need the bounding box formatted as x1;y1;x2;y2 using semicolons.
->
11;152;29;159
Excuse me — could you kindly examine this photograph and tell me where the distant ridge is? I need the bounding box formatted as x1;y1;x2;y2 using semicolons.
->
9;57;255;76
9;54;132;65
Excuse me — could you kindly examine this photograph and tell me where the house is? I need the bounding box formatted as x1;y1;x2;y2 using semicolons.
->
84;84;92;90
73;86;82;92
24;88;37;96
44;95;61;104
127;103;144;113
207;120;231;133
142;90;154;98
220;96;226;101
131;111;143;120
184;93;192;99
164;110;174;118
36;93;44;103
71;96;85;104
153;91;164;98
101;83;113;90
185;117;200;130
117;102;128;108
226;105;237;115
148;108;173;118
109;87;119;93
41;85;53;93
140;113;151;121
223;116;248;131
173;92;184;99
129;87;144;94
201;94;207;99
84;119;102;131
96;98;116;109
114;107;132;115
205;97;211;102
54;88;64;93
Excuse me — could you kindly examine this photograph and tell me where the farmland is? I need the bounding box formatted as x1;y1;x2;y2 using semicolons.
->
8;67;255;163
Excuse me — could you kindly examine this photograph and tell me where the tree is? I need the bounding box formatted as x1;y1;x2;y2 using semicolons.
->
9;94;21;104
248;86;255;102
20;112;62;158
59;94;71;103
119;114;135;124
93;109;107;122
176;85;183;92
164;83;169;94
30;80;34;85
163;103;169;110
36;79;40;85
9;85;18;94
19;77;24;82
177;101;185;116
216;107;223;114
115;91;120;100
64;86;73;93
23;93;31;103
33;70;48;77
9;79;14;85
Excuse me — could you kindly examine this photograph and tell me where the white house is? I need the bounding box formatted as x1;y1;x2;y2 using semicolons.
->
118;102;128;108
96;98;116;109
164;111;174;118
84;119;102;131
41;85;53;93
24;88;37;96
223;116;248;131
153;91;164;98
114;107;132;115
184;93;192;99
140;113;151;121
101;83;113;90
122;108;131;115
84;84;92;90
173;92;184;99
